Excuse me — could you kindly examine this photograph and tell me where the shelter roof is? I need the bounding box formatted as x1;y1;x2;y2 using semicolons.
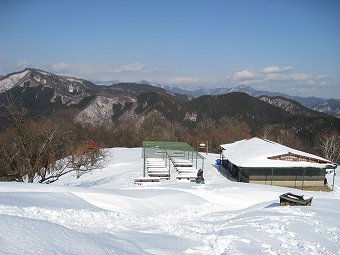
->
143;141;196;152
220;137;336;169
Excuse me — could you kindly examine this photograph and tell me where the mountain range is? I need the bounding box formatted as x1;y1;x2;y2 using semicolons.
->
158;84;340;118
102;79;340;118
0;68;339;141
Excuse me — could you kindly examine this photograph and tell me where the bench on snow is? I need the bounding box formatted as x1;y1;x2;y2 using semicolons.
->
147;167;169;173
171;159;192;163
176;174;197;181
147;163;167;167
175;166;197;171
279;193;313;206
134;177;161;184
147;158;165;161
148;172;170;179
173;162;193;167
177;170;198;175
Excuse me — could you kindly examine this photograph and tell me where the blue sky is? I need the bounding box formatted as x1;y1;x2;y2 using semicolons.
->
1;0;339;98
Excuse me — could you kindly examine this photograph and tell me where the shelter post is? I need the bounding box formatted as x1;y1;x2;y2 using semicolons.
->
332;168;336;191
143;147;146;177
167;150;171;177
302;168;306;190
196;152;198;169
271;168;274;186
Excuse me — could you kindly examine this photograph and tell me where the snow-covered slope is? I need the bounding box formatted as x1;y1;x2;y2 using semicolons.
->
0;68;97;105
75;96;136;125
0;70;30;93
0;148;339;254
312;99;340;118
259;95;320;117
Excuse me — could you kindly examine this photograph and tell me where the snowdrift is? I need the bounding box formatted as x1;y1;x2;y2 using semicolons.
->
0;148;339;255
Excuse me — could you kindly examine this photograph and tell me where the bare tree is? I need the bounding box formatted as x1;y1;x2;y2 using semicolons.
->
258;126;272;140
0;128;24;181
0;95;103;183
318;132;340;163
139;111;174;141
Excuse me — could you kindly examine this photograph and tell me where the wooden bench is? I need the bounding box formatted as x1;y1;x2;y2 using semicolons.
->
147;158;165;161
147;161;166;164
175;166;197;171
169;152;185;157
148;172;170;178
171;159;192;163
176;174;197;181
147;160;166;163
147;168;169;173
177;169;198;174
134;177;161;184
147;163;167;168
173;162;193;167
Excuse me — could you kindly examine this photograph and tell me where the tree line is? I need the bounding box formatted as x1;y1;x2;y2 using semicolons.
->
0;105;339;183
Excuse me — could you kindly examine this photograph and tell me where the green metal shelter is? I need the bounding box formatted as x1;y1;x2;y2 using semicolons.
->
142;141;205;177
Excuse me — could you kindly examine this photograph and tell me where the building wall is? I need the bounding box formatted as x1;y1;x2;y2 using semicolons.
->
240;167;326;187
221;160;326;187
249;179;324;187
221;159;239;178
240;167;325;178
239;173;325;187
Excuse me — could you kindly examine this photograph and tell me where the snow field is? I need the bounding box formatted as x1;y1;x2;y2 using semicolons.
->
0;147;339;255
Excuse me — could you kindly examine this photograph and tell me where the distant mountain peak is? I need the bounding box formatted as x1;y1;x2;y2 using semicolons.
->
92;79;120;86
230;84;258;92
137;80;152;84
235;84;254;90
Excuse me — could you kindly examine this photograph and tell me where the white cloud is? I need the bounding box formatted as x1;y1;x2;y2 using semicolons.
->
165;76;202;84
52;62;71;72
232;66;324;85
16;60;29;68
233;70;259;81
261;66;292;74
230;65;338;97
113;63;152;73
263;72;311;82
0;56;31;74
43;61;161;80
0;58;162;82
162;76;225;87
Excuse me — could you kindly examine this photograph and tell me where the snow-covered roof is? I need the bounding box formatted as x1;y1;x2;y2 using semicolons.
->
221;137;336;169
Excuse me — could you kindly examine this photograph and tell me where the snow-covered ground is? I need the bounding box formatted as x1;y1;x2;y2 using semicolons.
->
0;148;339;255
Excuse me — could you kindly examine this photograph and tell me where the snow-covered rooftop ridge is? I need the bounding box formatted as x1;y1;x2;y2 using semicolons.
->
221;137;336;168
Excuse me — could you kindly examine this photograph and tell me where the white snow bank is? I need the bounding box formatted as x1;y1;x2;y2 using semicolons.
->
0;214;150;255
0;147;339;255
